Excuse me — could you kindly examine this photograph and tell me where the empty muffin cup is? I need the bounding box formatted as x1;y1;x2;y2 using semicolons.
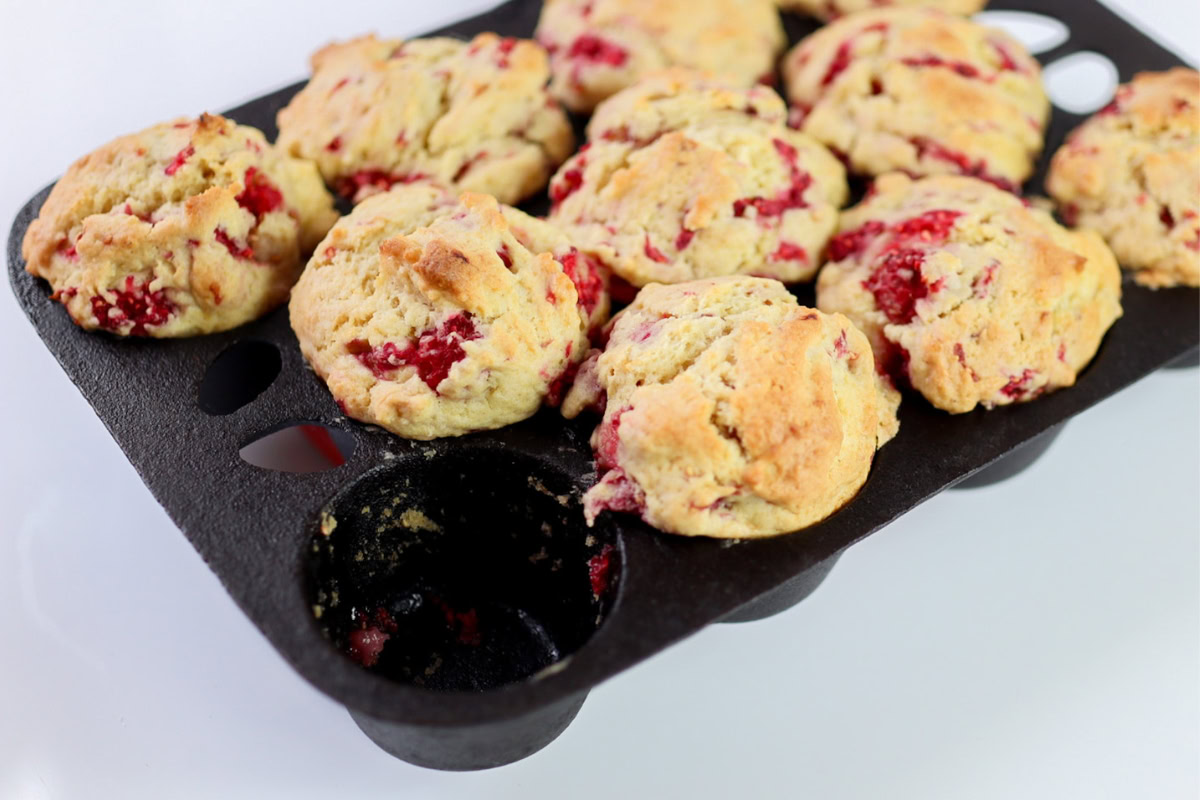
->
305;446;621;768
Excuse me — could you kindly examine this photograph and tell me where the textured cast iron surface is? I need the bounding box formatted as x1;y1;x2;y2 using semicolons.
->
7;0;1198;732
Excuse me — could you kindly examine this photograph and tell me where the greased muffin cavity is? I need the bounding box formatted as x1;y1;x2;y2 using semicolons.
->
290;189;594;440
535;0;786;113
782;8;1048;191
817;173;1123;413
276;33;574;206
21;113;337;338
563;276;899;539
1047;68;1200;288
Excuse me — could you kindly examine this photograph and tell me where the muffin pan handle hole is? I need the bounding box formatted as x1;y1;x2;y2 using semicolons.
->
197;339;282;415
1042;51;1120;114
973;10;1070;55
306;447;621;692
240;423;355;473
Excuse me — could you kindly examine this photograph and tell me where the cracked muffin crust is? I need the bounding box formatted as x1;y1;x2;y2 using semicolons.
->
21;113;337;337
276;33;574;206
1047;68;1200;288
548;96;848;288
816;173;1123;414
778;0;987;22
585;68;790;143
534;0;786;113
290;190;590;440
562;276;899;538
782;8;1048;191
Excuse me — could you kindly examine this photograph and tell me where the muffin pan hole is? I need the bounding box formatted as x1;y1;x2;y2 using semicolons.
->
307;449;619;691
1043;51;1119;114
240;423;354;473
973;11;1069;55
197;339;281;415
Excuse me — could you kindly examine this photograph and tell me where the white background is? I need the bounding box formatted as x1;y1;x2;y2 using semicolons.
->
1;1;1196;797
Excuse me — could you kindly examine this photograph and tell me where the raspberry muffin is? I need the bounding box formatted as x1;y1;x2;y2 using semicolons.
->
778;0;987;22
535;0;786;113
290;191;589;439
562;276;899;539
1047;68;1200;288
585;68;790;144
548;125;847;288
276;33;574;205
816;173;1123;413
498;208;611;338
21;113;336;338
782;8;1048;191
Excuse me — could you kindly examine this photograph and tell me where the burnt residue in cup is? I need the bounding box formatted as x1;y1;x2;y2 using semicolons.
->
307;448;620;691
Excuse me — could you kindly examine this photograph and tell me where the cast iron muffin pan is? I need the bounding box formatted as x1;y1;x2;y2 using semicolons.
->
7;0;1198;772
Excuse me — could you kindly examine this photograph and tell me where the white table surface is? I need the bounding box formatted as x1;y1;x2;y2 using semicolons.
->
1;2;1196;797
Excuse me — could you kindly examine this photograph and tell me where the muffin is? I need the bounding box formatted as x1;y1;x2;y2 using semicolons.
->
290;190;590;439
816;173;1123;413
535;0;786;113
585;67;790;144
562;276;899;538
21;113;336;337
782;8;1048;191
276;33;574;205
1047;68;1200;288
778;0;987;22
548;83;848;288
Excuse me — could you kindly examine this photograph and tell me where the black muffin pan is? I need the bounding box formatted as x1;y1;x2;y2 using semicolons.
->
8;0;1197;772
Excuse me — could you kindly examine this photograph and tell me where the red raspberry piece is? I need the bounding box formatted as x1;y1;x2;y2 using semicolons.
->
567;34;628;66
828;220;885;261
550;164;585;209
863;248;930;324
891;209;963;242
214;228;254;260
333;170;430;200
643;236;670;264
560;249;605;321
594;407;629;472
587;543;616;597
90;275;175;336
347;313;482;390
901;55;981;79
589;469;646;516
910;138;1019;193
821;22;888;87
235;167;284;220
770;241;808;263
732;138;813;219
989;39;1024;73
675;228;695;251
1001;369;1038;399
347;628;389;667
876;337;911;387
164;145;194;176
